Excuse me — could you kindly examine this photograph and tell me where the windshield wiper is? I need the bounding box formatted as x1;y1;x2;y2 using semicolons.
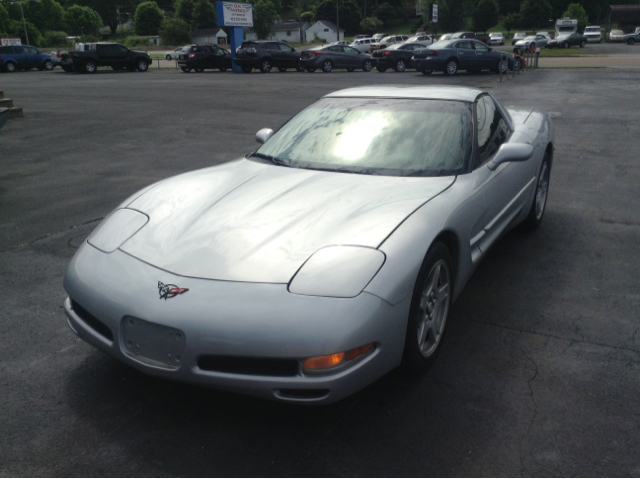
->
250;152;290;167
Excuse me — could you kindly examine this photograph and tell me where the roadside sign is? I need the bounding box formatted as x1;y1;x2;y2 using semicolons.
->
215;2;254;27
1;38;22;46
431;4;438;23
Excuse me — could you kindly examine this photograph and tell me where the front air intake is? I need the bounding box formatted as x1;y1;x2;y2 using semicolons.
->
198;355;299;377
70;300;114;342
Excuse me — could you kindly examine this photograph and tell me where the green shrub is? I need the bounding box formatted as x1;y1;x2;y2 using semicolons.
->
159;17;192;45
134;1;165;36
123;36;153;47
42;31;73;47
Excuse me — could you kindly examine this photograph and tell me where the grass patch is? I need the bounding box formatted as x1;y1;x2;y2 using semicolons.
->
537;48;590;57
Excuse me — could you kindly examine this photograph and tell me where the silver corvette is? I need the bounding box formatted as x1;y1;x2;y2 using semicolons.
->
63;86;554;404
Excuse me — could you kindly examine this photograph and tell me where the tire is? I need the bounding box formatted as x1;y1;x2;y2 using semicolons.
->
362;60;372;72
242;66;252;73
219;67;227;72
580;41;586;48
137;60;148;72
305;67;316;72
278;66;287;72
4;62;17;73
346;67;355;72
321;60;332;73
522;153;551;231
628;38;635;45
194;62;205;73
111;66;120;70
259;59;272;73
43;60;54;71
84;61;97;73
514;58;522;71
421;69;433;75
496;58;508;73
402;242;453;373
394;59;406;72
444;59;458;76
296;65;304;72
376;66;387;72
564;42;569;49
165;54;171;61
181;67;192;73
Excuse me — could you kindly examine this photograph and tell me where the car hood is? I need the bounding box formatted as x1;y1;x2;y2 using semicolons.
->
120;158;455;283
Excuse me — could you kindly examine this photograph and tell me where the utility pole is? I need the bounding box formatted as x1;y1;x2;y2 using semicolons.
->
9;1;30;45
336;0;340;42
298;0;303;43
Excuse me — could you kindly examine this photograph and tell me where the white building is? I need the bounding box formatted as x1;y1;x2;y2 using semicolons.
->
305;20;344;43
271;21;310;43
192;28;229;45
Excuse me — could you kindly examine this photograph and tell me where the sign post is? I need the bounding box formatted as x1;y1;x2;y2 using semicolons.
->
430;3;438;39
215;1;254;72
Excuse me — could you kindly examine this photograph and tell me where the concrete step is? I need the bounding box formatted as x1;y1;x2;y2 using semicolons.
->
9;107;23;119
0;98;15;108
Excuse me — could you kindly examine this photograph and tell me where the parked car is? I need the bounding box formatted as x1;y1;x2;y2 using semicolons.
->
60;43;151;73
371;33;387;41
451;32;491;44
536;31;552;40
608;30;625;42
370;35;409;51
178;45;232;72
489;32;505;45
624;31;640;45
412;39;514;75
511;32;527;45
439;33;454;41
350;38;374;53
406;34;435;45
0;45;54;72
299;44;373;72
514;34;549;51
372;42;431;72
165;46;191;60
62;85;554;404
235;41;303;73
353;34;368;40
583;26;602;43
547;33;587;48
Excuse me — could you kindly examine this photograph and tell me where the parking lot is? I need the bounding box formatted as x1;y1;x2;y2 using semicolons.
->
1;67;639;476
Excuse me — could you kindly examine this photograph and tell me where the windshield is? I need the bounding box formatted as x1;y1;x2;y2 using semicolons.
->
387;43;403;50
254;98;472;177
523;36;536;41
585;27;598;32
611;30;623;35
381;36;393;42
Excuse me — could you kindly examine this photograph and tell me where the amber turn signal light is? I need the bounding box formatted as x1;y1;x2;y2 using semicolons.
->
303;343;375;373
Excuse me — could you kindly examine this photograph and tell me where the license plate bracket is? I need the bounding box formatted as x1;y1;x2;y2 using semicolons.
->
121;316;186;369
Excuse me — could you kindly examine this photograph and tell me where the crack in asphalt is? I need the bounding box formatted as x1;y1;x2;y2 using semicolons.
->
458;315;640;355
0;217;104;254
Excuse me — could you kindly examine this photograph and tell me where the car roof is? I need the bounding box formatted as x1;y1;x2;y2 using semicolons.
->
325;85;484;102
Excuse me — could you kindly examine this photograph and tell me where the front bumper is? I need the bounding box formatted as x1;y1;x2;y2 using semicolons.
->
63;243;409;404
585;35;601;42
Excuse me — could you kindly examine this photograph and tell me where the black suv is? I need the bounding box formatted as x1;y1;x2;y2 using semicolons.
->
234;41;303;73
61;43;151;73
178;45;233;73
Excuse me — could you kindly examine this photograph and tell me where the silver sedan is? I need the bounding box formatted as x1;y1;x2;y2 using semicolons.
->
63;86;554;404
514;34;549;51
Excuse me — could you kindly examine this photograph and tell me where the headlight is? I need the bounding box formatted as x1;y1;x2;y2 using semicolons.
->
288;246;385;298
88;208;148;253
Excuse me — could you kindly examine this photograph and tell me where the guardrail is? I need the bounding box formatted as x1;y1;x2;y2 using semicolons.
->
500;47;540;82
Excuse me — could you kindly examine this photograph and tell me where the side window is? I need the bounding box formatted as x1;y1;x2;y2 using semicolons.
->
328;45;343;52
456;41;473;50
344;46;358;54
114;45;128;54
476;96;510;166
0;46;12;54
13;47;23;54
98;44;112;54
474;42;489;51
278;43;293;52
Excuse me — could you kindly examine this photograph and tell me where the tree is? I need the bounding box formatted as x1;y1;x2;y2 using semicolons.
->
23;0;66;32
519;0;552;30
562;3;588;32
192;0;216;29
253;0;278;39
376;3;396;26
8;19;43;45
159;17;192;44
314;0;362;34
65;5;103;36
175;0;196;24
300;11;314;22
67;0;143;35
472;0;499;33
359;16;383;34
420;0;467;33
134;1;164;35
503;12;520;33
0;3;10;34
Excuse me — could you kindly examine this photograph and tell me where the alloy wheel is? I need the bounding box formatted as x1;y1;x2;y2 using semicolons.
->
322;60;332;73
416;260;451;357
535;161;550;220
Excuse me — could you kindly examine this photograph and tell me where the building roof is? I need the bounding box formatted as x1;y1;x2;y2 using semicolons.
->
192;28;227;37
313;20;345;32
272;21;309;32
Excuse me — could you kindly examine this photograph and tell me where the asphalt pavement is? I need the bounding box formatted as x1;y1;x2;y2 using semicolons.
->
1;67;639;476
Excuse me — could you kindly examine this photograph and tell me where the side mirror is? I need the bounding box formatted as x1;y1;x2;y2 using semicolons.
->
255;128;274;144
488;47;493;51
488;143;533;170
